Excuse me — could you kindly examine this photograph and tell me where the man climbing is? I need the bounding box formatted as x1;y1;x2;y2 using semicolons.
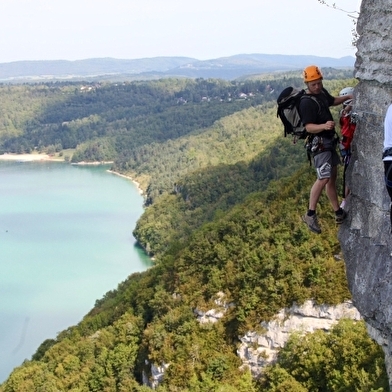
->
299;65;353;234
338;86;356;209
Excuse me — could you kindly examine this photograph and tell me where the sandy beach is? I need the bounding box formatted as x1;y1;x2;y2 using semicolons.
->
0;153;51;161
107;170;144;195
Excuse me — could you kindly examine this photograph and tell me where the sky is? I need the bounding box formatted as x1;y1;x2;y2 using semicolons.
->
0;0;361;63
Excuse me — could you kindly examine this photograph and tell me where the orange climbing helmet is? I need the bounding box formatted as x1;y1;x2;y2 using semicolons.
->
303;65;323;83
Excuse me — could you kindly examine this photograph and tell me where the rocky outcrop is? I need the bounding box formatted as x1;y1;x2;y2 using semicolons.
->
143;361;170;389
194;291;234;323
237;300;360;378
145;298;360;387
338;0;392;389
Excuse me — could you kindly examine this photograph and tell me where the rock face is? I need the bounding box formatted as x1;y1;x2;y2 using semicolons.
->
338;0;392;388
143;361;170;389
237;300;360;378
194;296;361;378
146;299;360;387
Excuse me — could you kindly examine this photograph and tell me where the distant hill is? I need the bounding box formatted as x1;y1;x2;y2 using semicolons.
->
166;54;355;79
0;54;355;82
0;57;196;82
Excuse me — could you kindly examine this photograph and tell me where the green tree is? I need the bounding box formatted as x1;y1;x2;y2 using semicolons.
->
260;319;388;392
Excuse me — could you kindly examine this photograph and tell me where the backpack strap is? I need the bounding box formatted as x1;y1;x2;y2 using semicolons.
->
299;94;321;114
300;91;337;141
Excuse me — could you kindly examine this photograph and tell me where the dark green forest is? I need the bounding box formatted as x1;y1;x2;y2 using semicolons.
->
0;70;388;391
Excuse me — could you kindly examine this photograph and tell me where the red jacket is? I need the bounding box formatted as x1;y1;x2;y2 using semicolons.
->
339;110;356;150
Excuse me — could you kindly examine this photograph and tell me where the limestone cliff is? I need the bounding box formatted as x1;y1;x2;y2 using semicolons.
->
237;300;360;378
144;298;360;387
338;0;392;388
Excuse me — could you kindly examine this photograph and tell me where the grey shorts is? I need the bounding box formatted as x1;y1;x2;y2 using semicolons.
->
314;149;341;180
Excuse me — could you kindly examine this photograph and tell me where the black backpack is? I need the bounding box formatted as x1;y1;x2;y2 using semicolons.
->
276;87;320;142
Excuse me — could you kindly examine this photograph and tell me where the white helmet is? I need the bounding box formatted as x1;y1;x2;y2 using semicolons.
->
339;86;354;105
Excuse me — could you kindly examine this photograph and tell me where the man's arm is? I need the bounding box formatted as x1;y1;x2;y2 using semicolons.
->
305;121;335;134
333;94;353;106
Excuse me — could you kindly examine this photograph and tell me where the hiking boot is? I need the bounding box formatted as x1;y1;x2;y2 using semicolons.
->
335;209;347;224
302;213;321;234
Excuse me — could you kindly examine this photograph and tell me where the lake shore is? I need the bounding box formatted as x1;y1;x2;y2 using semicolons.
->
71;161;114;165
0;153;53;161
0;161;151;382
107;170;144;195
0;153;144;197
0;153;145;196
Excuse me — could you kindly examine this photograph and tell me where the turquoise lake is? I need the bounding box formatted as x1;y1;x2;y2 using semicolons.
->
0;160;152;383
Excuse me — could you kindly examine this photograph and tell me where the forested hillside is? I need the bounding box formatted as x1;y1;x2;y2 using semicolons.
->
1;158;386;391
1;71;387;391
0;69;355;205
133;138;308;257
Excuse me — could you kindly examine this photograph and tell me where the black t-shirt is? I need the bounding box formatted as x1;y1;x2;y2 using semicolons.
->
299;88;335;138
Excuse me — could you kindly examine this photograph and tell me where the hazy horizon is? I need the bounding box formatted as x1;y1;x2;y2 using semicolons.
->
0;0;361;63
0;52;357;65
